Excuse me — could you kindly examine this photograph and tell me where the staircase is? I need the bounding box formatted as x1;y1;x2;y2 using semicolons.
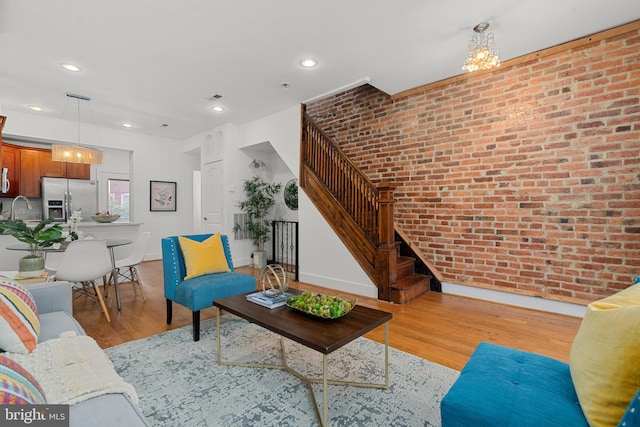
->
394;245;432;304
300;106;442;303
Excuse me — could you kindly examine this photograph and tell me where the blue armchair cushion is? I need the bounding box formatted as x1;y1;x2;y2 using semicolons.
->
176;271;256;312
162;234;256;311
441;342;588;427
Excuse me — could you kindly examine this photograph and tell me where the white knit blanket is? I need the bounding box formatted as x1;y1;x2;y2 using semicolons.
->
7;333;139;406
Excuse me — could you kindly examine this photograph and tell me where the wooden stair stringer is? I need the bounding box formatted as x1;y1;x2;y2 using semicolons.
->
301;164;379;287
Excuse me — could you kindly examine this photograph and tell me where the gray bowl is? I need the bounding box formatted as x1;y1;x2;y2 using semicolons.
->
91;214;120;223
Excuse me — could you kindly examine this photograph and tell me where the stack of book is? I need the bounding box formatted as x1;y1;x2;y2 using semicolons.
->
13;272;49;284
246;291;292;309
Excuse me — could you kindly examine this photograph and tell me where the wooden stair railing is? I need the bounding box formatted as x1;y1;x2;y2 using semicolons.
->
300;106;443;303
300;107;397;301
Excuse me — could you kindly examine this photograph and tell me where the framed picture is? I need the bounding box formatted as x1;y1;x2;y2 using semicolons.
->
150;181;176;211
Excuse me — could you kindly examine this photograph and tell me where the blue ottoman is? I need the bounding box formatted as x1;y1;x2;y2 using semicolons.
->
441;342;588;427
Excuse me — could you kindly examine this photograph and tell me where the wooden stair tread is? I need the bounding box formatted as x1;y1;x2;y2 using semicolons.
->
397;255;415;265
394;273;430;289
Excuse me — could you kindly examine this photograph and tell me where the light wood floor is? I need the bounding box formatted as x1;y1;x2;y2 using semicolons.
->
73;260;583;371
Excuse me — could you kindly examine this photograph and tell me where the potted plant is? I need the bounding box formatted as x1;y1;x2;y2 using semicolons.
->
0;217;65;277
234;176;282;268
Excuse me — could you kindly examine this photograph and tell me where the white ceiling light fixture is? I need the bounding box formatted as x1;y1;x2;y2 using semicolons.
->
28;105;43;111
211;105;225;112
462;22;501;72
61;63;81;72
121;122;133;128
300;58;318;68
51;93;103;165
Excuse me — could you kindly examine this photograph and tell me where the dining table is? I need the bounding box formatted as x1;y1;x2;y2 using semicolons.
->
6;238;132;310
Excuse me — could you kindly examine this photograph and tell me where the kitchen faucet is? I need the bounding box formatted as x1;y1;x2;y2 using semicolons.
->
10;195;32;221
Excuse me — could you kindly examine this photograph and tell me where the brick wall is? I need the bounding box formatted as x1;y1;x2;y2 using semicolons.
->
306;25;640;304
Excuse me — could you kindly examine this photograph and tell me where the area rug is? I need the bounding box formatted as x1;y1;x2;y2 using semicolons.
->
105;315;459;427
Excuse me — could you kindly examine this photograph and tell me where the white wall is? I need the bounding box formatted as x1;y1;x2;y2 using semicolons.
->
3;109;198;260
181;104;373;297
298;190;377;298
237;105;375;296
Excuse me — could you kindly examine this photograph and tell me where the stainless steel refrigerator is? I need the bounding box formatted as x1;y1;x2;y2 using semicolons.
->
41;177;98;222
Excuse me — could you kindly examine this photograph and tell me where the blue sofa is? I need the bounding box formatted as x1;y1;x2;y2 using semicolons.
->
161;233;256;341
21;281;148;426
441;342;640;426
442;281;640;426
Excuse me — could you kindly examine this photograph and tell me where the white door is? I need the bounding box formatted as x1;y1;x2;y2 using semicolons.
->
202;130;225;234
202;161;224;234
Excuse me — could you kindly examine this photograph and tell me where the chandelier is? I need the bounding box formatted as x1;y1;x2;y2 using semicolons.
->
462;22;500;73
51;144;103;164
51;93;104;165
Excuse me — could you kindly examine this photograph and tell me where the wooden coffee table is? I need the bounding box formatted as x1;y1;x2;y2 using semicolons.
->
213;290;392;426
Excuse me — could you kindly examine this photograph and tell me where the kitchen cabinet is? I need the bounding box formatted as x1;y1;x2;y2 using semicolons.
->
8;144;91;199
19;149;42;198
65;162;90;179
42;153;67;178
0;116;5;167
42;152;89;179
1;144;20;198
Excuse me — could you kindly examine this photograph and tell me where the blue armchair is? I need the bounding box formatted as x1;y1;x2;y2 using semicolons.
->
161;233;256;341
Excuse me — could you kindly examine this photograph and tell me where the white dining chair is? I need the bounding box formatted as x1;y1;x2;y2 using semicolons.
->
54;239;113;322
106;231;150;306
44;251;64;278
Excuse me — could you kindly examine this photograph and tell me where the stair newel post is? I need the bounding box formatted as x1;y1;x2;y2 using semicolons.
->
376;183;397;302
300;105;308;188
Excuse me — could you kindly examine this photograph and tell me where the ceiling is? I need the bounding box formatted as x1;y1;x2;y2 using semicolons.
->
1;1;639;141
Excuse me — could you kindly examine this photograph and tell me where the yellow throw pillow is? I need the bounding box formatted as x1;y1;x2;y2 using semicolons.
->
569;284;640;426
178;234;230;280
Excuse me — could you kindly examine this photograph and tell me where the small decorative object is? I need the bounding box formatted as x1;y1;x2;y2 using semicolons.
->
0;218;65;277
67;209;83;239
284;179;298;211
259;264;289;297
286;291;356;319
91;212;120;223
150;181;177;211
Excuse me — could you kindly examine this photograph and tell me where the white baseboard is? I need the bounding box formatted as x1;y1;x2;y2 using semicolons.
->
298;273;378;299
145;252;162;261
145;250;586;318
443;282;586;318
233;257;253;269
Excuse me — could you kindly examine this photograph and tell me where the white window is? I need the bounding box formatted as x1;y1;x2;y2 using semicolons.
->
108;178;130;222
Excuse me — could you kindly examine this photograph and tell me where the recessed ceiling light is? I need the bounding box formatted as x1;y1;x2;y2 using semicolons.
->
28;105;44;111
211;106;224;112
300;58;318;68
61;63;81;72
121;123;133;128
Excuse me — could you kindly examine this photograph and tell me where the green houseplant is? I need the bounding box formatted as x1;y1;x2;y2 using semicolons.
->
234;176;282;268
0;217;65;276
